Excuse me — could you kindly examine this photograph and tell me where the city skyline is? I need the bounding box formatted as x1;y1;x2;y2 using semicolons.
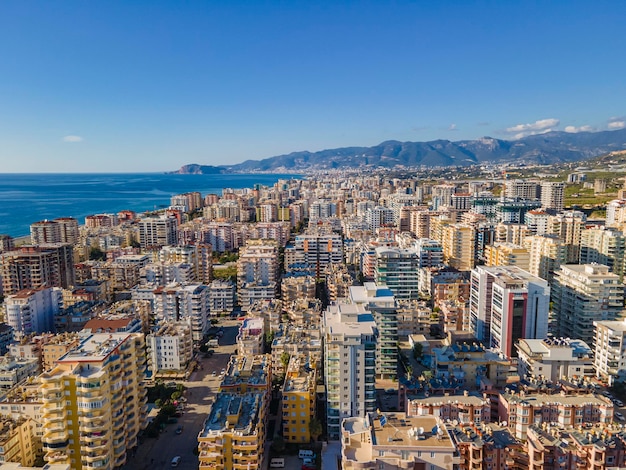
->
1;1;625;172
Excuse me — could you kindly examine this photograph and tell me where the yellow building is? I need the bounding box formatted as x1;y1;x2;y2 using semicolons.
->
0;417;38;466
39;333;148;470
441;223;475;271
281;355;316;443
485;242;530;271
198;392;267;470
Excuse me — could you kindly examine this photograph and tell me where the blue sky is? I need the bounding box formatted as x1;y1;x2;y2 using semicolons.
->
0;1;625;172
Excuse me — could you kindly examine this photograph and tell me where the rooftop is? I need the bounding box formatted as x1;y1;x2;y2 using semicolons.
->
200;392;264;437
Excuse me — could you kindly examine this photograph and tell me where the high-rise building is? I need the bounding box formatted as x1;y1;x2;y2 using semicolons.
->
580;226;626;281
373;247;419;299
4;287;62;340
548;210;586;263
0;244;75;295
197;392;266;470
365;206;394;231
440;223;475;271
237;240;279;308
524;209;550;235
552;264;624;345
505;180;540;200
540;181;565;212
146;321;193;376
350;283;397;378
487;267;549;358
323;302;377;440
30;220;62;245
152;283;209;342
39;333;147;469
594;319;626;385
281;355;316;444
523;235;568;282
138;216;178;249
484;242;530;271
291;231;343;278
470;265;549;355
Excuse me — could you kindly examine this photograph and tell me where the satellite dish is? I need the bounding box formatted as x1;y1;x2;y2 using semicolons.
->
438;428;444;436
408;429;415;437
452;420;459;426
418;427;424;435
502;421;508;427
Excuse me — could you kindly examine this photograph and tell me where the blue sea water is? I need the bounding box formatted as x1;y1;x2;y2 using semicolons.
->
0;173;301;237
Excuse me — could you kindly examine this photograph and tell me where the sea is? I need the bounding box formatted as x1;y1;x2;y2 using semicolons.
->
0;173;301;238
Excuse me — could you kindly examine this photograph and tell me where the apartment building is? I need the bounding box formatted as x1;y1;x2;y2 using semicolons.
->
146;321;193;377
138;216;178;249
540;181;564;212
484;242;530;271
208;279;236;314
350;283;397;378
4;287;62;339
498;391;613;440
197;392;266;470
220;354;271;396
450;422;527;470
430;343;519;390
281;355;316;443
527;423;626;470
547;210;586;263
523;235;568;282
505;180;540;200
580;226;626;281
0;244;75;295
0;417;38;467
594;319;626;385
323;302;377;440
552;264;624;345
516;337;594;382
39;333;148;469
341;413;460;470
271;326;322;377
236;318;264;356
407;392;491;424
373;246;420;300
281;275;316;302
237;240;279;309
152;283;209;342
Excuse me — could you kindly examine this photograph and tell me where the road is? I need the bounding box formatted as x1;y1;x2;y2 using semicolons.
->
123;318;240;470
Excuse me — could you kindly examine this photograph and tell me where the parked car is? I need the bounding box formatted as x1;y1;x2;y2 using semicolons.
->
616;412;624;421
175;425;183;434
171;456;181;467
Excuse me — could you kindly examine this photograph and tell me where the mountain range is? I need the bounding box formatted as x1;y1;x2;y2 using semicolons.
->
171;128;626;173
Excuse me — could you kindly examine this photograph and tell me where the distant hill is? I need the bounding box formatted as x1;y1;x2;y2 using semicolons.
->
170;129;626;173
169;164;225;174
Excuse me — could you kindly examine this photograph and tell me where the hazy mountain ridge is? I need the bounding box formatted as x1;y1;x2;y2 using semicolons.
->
171;129;626;173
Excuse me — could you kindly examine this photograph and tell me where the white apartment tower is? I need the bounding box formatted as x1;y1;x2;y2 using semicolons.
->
323;302;377;440
540;181;564;212
553;264;624;345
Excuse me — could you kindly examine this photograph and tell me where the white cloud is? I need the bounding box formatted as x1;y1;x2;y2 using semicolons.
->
448;123;457;131
564;125;593;133
608;120;626;130
503;118;560;139
63;135;83;143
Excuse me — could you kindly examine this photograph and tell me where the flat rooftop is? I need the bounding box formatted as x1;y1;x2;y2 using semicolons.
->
200;392;264;437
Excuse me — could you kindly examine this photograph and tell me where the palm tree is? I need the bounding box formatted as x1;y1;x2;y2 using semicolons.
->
309;417;323;442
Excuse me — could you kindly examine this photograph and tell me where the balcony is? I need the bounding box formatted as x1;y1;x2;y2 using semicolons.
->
42;430;69;447
45;450;70;464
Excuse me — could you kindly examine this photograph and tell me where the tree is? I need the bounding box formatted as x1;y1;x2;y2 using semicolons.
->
309;417;323;442
155;398;163;408
412;343;423;361
271;435;286;453
171;391;182;401
89;247;106;261
280;352;291;371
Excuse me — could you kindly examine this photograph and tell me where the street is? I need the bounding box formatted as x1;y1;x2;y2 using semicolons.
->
123;318;240;470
